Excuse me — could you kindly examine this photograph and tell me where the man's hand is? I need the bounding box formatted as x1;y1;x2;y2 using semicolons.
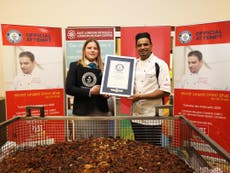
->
128;94;142;102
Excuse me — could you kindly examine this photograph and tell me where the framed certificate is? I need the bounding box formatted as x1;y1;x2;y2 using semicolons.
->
100;55;136;97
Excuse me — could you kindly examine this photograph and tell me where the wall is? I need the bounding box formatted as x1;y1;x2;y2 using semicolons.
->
0;0;230;96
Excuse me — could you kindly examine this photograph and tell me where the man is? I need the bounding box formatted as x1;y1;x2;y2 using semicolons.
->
12;51;47;90
128;32;171;146
179;50;213;89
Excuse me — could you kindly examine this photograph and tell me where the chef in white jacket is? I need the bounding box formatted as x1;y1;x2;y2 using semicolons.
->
12;51;48;90
179;50;216;90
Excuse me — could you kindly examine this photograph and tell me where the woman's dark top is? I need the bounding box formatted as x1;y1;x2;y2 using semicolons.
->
65;61;109;115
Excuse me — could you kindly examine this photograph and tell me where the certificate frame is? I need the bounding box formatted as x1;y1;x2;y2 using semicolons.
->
100;55;136;97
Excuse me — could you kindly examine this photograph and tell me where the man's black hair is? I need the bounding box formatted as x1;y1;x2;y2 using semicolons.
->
19;51;35;62
187;50;203;61
135;32;152;44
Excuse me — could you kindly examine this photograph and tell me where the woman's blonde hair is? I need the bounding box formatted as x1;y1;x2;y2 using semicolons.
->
78;38;104;72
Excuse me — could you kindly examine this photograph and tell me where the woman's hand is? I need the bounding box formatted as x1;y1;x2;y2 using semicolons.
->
90;85;101;95
102;94;110;98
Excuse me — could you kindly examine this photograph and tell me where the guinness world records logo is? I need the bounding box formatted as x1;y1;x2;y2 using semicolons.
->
178;30;192;44
115;64;124;72
6;30;22;44
82;72;97;87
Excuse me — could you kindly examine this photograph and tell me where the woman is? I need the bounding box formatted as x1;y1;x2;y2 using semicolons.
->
65;38;110;139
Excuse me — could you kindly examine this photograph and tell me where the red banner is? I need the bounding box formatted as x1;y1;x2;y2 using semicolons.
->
121;26;171;65
6;89;65;144
175;21;230;46
174;20;230;153
65;27;114;41
1;24;62;47
1;24;65;143
174;89;230;151
6;89;64;118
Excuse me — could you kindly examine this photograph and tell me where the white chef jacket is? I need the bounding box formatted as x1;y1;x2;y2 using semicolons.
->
179;65;213;90
13;66;48;90
132;53;171;125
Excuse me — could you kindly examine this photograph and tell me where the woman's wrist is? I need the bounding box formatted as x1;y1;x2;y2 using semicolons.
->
89;89;92;97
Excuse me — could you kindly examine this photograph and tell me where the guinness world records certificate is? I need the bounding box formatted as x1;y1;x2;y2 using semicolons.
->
100;55;136;97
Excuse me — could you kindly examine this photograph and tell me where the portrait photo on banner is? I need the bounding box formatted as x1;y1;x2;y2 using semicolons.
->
174;43;230;91
3;46;64;91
